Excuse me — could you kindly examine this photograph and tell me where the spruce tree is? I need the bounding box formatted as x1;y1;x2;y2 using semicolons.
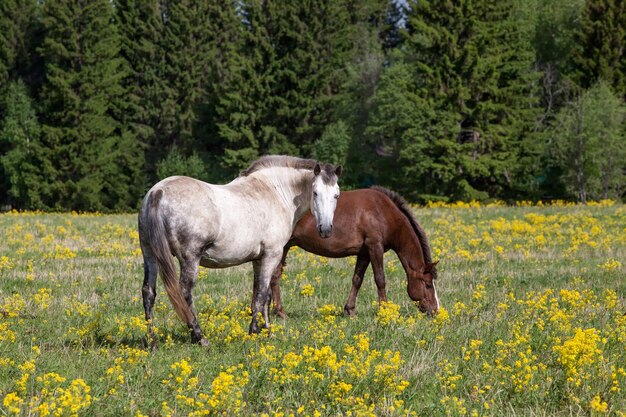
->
0;0;42;107
0;80;46;209
335;0;391;187
572;0;626;100
116;0;243;184
397;0;541;200
115;0;165;180
185;0;245;181
38;0;141;211
214;0;361;174
367;61;460;200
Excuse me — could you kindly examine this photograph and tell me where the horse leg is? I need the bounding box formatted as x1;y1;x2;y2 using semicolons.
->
368;243;388;305
343;253;370;317
250;267;259;315
249;252;281;334
142;252;158;348
179;256;208;346
270;249;288;318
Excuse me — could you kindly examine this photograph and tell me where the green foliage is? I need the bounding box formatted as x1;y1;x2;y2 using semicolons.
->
114;0;165;165
156;147;207;181
550;81;626;202
0;0;625;209
572;0;626;99
397;0;541;201
312;121;350;167
0;0;41;98
37;0;142;211
0;80;45;209
213;0;368;174
367;61;454;200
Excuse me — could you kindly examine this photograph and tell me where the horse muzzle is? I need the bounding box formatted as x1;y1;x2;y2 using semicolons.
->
317;223;333;238
417;301;438;317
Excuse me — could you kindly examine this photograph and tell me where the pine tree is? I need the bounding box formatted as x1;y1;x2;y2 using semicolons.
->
532;0;584;115
116;0;243;184
187;0;247;181
38;0;142;211
380;0;405;52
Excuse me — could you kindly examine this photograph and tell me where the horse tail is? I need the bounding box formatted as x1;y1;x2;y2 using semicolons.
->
144;189;195;324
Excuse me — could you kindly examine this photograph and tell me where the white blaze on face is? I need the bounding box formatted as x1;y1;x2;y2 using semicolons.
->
433;282;440;310
311;173;339;238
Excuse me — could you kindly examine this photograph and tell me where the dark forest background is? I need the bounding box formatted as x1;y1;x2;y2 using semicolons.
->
1;0;625;211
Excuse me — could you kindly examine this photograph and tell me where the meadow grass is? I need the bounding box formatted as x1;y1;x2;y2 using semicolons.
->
0;202;625;416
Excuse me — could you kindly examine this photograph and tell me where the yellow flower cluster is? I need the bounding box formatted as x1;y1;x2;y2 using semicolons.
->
248;331;410;416
450;285;624;414
300;283;315;297
29;374;92;417
1;293;26;318
553;327;604;386
0;255;15;273
33;288;52;310
159;359;249;416
425;204;626;265
375;300;401;326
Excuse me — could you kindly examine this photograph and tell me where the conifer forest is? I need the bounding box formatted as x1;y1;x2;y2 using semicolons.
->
1;0;625;211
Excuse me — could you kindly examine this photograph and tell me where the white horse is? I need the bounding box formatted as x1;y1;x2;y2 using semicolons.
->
138;155;342;345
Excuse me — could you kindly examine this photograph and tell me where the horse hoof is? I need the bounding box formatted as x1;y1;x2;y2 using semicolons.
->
191;333;208;345
273;308;287;319
343;306;356;317
143;336;158;351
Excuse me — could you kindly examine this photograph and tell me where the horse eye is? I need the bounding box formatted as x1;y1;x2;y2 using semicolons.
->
334;194;339;199
313;192;318;197
425;283;434;290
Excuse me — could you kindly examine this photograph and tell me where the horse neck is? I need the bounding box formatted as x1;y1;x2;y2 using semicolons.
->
392;218;426;275
259;168;313;219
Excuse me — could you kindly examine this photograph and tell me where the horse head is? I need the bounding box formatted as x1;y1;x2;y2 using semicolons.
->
407;261;439;316
310;163;342;238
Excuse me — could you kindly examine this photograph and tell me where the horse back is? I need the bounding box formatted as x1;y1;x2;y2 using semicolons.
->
139;176;222;253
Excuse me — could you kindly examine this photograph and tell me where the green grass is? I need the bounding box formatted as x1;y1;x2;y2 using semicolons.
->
0;203;625;416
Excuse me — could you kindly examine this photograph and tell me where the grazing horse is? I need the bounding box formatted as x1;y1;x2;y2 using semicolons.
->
266;186;439;317
139;155;342;345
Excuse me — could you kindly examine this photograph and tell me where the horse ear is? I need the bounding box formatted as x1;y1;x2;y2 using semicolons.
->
335;165;342;177
424;261;439;273
314;163;321;176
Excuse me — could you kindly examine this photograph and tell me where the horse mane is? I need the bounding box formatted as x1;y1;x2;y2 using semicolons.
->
240;155;319;176
370;186;437;279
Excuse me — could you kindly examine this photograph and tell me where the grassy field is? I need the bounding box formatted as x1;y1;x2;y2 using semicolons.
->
0;201;625;416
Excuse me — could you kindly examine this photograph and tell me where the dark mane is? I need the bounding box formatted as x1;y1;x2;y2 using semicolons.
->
240;155;319;176
370;186;437;279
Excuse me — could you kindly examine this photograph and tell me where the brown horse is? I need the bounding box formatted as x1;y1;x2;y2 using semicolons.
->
266;186;439;317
